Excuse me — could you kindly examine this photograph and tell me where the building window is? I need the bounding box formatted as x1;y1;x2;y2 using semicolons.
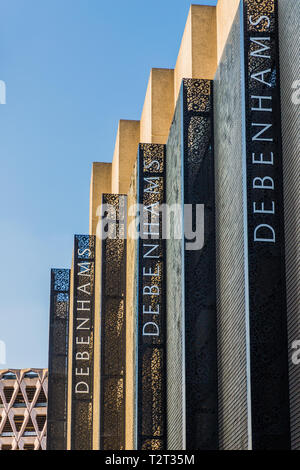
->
14;415;24;432
23;417;36;435
1;418;13;435
35;388;47;407
36;415;46;431
23;444;35;450
24;372;38;379
13;390;26;408
2;372;16;380
25;386;36;402
3;387;14;403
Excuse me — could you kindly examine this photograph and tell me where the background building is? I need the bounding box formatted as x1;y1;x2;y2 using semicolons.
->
0;369;48;450
47;0;299;451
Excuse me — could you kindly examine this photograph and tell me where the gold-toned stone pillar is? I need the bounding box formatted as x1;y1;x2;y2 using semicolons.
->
174;5;217;103
140;68;174;145
88;162;112;449
216;0;240;62
112;120;140;194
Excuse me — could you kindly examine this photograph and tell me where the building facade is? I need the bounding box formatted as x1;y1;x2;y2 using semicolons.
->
47;0;299;451
0;369;48;450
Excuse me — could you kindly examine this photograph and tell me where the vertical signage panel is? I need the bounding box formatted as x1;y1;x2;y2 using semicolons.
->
182;79;218;449
47;268;70;450
243;0;290;449
100;194;127;450
137;144;166;450
71;235;95;450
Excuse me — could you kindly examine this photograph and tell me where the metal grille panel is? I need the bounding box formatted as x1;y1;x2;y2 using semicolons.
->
166;79;217;449
70;235;95;450
243;0;291;449
182;79;218;450
47;269;70;450
100;194;126;450
137;144;166;450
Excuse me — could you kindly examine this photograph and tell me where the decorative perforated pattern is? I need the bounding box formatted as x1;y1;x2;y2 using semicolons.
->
185;79;211;113
70;235;95;450
166;78;217;450
183;79;218;450
0;369;48;450
243;0;290;449
137;144;166;450
247;0;275;31
100;195;126;450
47;269;70;450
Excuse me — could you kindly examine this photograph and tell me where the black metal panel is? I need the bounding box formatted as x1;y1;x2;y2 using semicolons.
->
137;144;166;450
182;79;218;449
100;194;127;451
71;235;95;450
243;0;290;449
47;269;70;450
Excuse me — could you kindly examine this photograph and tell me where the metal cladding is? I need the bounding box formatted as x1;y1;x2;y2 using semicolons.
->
214;7;248;449
182;78;218;450
100;194;127;450
242;0;290;449
137;144;166;450
71;235;95;450
165;78;217;450
278;0;300;450
47;269;70;450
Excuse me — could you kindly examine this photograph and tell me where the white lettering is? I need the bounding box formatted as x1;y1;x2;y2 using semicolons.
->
142;322;160;337
253;176;274;190
254;224;276;243
252;123;273;142
75;382;89;394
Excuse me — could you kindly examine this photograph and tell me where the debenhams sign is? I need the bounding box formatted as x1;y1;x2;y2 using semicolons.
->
73;239;94;396
71;235;95;449
244;0;281;246
243;0;290;447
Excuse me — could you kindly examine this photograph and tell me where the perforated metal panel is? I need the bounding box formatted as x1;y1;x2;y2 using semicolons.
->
242;0;290;449
47;269;70;450
70;235;95;450
166;79;218;450
137;144;166;450
182;79;218;450
100;194;126;450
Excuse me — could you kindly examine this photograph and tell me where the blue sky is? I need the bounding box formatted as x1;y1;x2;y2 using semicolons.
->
0;0;217;369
